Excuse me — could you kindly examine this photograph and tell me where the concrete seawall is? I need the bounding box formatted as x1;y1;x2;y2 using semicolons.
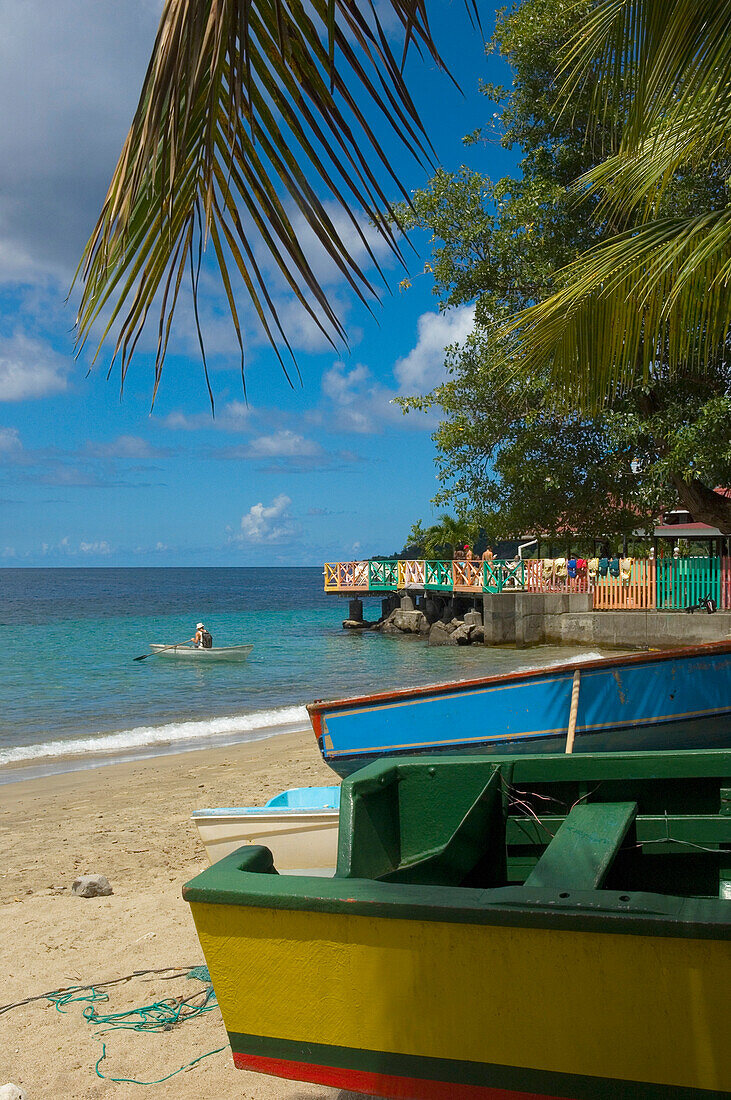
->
483;592;731;648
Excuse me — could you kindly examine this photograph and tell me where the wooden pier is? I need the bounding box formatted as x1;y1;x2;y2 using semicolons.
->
324;557;731;611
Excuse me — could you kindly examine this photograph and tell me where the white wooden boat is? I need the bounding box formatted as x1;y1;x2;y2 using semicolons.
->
192;786;340;874
149;643;253;660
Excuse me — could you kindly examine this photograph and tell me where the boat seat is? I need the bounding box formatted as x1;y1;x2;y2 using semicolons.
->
525;801;637;890
340;760;511;887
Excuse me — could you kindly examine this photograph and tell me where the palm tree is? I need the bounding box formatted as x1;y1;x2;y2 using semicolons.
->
502;0;731;532
75;0;477;403
506;0;731;411
423;514;475;559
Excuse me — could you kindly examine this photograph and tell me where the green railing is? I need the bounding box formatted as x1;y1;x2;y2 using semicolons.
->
368;560;398;590
425;560;454;590
481;560;526;592
656;558;721;609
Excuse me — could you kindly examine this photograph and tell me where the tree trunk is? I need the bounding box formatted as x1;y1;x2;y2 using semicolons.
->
671;477;731;534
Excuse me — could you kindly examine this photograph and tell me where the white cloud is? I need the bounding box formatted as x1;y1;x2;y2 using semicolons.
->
321;361;396;434
259;204;393;292
394;306;475;392
85;435;171;459
79;539;111;555
319;306;475;434
0;427;22;453
235;494;294;543
161;400;252;433
246;431;322;458
0;334;69;401
0;2;159;282
37;535;112;558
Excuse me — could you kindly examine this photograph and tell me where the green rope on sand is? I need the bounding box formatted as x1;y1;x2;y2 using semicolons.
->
93;1039;227;1086
185;964;211;983
46;968;225;1085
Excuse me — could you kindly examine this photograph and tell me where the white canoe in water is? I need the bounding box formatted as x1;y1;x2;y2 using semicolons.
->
149;643;253;660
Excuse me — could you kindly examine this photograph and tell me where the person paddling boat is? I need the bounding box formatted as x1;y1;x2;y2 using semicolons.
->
194;622;213;648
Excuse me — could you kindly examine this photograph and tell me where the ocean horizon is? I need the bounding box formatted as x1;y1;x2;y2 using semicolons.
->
0;566;608;784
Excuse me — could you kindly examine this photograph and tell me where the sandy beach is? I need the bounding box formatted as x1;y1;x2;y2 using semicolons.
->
0;731;370;1099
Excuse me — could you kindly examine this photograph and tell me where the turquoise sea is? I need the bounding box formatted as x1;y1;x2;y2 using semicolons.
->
0;567;606;783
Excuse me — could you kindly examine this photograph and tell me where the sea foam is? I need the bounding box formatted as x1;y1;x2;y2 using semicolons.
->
0;704;309;767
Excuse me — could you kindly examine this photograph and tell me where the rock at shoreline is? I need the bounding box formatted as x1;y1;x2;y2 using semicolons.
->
72;874;113;898
342;619;376;630
368;605;485;647
380;609;430;636
428;622;458;646
0;1085;27;1100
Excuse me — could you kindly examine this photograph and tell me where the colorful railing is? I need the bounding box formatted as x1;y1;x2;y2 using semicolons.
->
656;558;721;610
425;560;453;589
591;558;657;610
324;557;730;610
368;559;398;589
453;560;483;590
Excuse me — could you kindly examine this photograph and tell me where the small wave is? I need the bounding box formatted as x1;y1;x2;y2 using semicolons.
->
514;649;607;673
0;704;309;767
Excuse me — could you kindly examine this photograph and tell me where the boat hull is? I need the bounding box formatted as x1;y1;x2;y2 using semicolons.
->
325;713;731;777
149;643;253;660
191;900;730;1100
192;787;340;871
184;749;731;1100
308;643;731;777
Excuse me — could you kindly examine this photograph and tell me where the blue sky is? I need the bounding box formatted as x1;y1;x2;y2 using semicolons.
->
0;1;520;566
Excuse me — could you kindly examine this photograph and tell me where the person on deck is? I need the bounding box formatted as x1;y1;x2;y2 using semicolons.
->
194;622;213;648
482;546;494;563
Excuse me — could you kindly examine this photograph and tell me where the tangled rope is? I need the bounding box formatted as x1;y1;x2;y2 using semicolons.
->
3;966;226;1085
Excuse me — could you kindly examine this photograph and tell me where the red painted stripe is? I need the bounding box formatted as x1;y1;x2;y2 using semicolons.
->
232;1051;567;1100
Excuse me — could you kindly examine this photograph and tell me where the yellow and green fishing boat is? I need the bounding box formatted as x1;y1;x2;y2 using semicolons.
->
184;749;731;1099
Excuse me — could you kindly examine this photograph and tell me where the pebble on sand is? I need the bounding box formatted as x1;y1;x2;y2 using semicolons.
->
71;873;113;898
0;1085;27;1100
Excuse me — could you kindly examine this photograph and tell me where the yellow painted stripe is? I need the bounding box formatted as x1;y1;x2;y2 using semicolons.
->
190;902;731;1094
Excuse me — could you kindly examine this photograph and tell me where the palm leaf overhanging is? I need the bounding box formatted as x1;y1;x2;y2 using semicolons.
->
504;0;731;410
74;0;479;405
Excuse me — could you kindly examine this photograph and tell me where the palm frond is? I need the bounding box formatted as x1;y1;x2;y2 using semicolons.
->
74;0;478;403
561;0;731;158
504;208;731;410
507;0;731;410
574;106;731;222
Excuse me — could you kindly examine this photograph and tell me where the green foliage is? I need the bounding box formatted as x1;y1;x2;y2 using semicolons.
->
399;514;477;559
506;0;731;409
75;0;479;396
397;0;731;536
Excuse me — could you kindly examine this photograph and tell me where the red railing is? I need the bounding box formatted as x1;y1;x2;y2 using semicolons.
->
524;559;590;593
721;559;731;610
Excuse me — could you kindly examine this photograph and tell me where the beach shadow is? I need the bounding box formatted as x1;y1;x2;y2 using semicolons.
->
289;1093;379;1099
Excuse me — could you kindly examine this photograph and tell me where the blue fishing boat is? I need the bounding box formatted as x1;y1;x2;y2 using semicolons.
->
308;641;731;777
